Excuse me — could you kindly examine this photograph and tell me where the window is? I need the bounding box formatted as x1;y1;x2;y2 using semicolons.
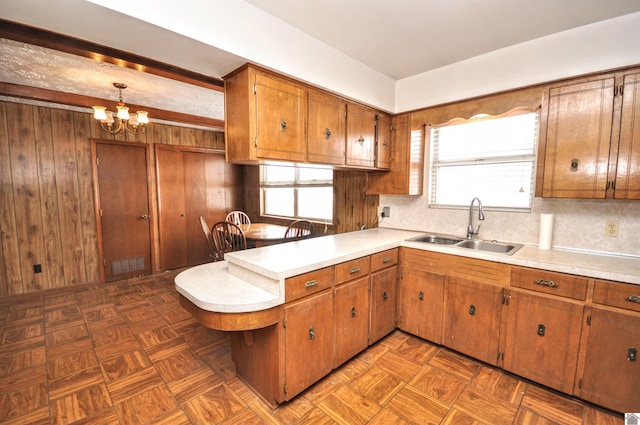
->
429;110;538;210
260;165;333;221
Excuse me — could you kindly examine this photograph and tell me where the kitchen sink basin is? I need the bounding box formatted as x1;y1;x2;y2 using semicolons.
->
408;233;463;245
455;239;523;255
407;233;523;255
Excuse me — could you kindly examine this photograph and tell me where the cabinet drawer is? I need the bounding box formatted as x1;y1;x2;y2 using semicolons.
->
371;248;398;272
285;266;335;302
336;257;370;285
593;279;640;313
511;267;588;300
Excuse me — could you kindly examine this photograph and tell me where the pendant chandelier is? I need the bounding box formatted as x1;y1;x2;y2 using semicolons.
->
92;83;149;135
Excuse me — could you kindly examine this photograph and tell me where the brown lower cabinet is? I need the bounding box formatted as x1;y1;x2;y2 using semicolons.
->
284;290;335;399
397;248;638;413
444;277;505;366
503;289;584;393
231;246;637;412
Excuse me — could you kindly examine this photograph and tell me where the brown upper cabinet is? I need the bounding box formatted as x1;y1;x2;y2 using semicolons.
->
224;64;391;170
375;113;392;169
346;102;377;168
307;88;346;165
224;65;307;163
536;70;640;199
367;113;425;195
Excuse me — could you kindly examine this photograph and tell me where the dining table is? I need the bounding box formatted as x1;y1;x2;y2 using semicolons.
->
241;223;291;248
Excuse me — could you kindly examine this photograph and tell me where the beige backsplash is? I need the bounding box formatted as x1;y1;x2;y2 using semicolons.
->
378;195;640;257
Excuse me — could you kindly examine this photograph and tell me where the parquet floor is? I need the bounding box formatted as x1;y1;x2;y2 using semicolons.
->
0;271;622;424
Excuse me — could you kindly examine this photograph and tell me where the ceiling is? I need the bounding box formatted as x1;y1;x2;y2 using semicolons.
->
2;0;640;124
245;0;640;80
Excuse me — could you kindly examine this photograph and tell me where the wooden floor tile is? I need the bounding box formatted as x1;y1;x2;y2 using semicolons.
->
385;384;449;424
350;365;405;405
167;367;223;404
295;407;339;425
520;385;585;425
428;349;481;381
0;381;48;421
1;322;44;344
106;366;163;404
367;408;410;425
374;349;423;382
0;406;50;425
471;365;527;406
100;349;152;383
394;334;439;364
453;386;519;425
137;324;179;350
182;383;246;423
48;365;105;400
47;348;98;380
45;323;89;347
0;364;47;393
0;345;46;376
319;384;382;425
113;384;180;424
409;364;467;406
154;348;205;381
441;408;485;425
49;382;112;425
91;323;135;348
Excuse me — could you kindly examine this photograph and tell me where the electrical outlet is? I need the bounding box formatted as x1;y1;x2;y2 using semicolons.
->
605;220;619;237
382;206;391;218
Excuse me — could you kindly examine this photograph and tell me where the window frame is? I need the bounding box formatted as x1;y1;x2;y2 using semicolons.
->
428;107;539;212
259;164;334;222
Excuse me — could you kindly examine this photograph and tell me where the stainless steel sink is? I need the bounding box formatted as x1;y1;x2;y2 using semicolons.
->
408;233;463;245
455;239;523;255
407;233;523;256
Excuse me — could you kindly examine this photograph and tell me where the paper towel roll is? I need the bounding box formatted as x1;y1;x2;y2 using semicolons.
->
538;214;554;250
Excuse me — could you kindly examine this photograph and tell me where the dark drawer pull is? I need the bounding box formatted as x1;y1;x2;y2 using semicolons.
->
308;327;315;340
469;304;476;316
383;291;388;301
305;280;318;288
537;324;546;337
382;257;391;263
349;267;360;274
626;295;640;304
418;291;424;301
351;306;357;318
628;347;637;362
535;279;557;288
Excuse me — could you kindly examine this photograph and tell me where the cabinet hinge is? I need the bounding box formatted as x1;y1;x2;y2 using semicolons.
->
578;378;583;389
96;157;99;166
254;136;258;148
283;318;286;328
615;84;624;97
99;208;103;217
586;315;591;326
501;292;510;305
497;350;504;361
253;84;258;94
284;384;288;395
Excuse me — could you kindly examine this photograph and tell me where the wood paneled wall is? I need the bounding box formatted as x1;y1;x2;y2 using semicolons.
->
0;100;225;297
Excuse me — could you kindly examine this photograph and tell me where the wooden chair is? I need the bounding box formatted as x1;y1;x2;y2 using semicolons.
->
199;216;219;261
284;220;314;241
226;210;251;230
211;221;247;259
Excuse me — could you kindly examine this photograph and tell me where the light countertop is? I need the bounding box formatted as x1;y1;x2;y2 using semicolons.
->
175;227;640;314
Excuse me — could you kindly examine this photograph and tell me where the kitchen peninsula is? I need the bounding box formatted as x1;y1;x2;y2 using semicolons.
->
176;228;640;410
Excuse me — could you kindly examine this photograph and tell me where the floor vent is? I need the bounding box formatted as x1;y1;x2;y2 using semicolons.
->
112;257;145;275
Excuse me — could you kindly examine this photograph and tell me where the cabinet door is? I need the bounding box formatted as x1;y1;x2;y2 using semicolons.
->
615;72;640;199
503;290;583;393
577;308;640;412
254;71;307;162
334;277;370;367
444;277;504;366
284;290;334;400
367;113;424;195
538;78;615;198
307;89;346;165
346;102;376;168
370;266;397;344
398;268;444;344
375;113;392;169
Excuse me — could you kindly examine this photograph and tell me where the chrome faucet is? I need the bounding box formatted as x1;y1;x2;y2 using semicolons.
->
467;197;485;239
